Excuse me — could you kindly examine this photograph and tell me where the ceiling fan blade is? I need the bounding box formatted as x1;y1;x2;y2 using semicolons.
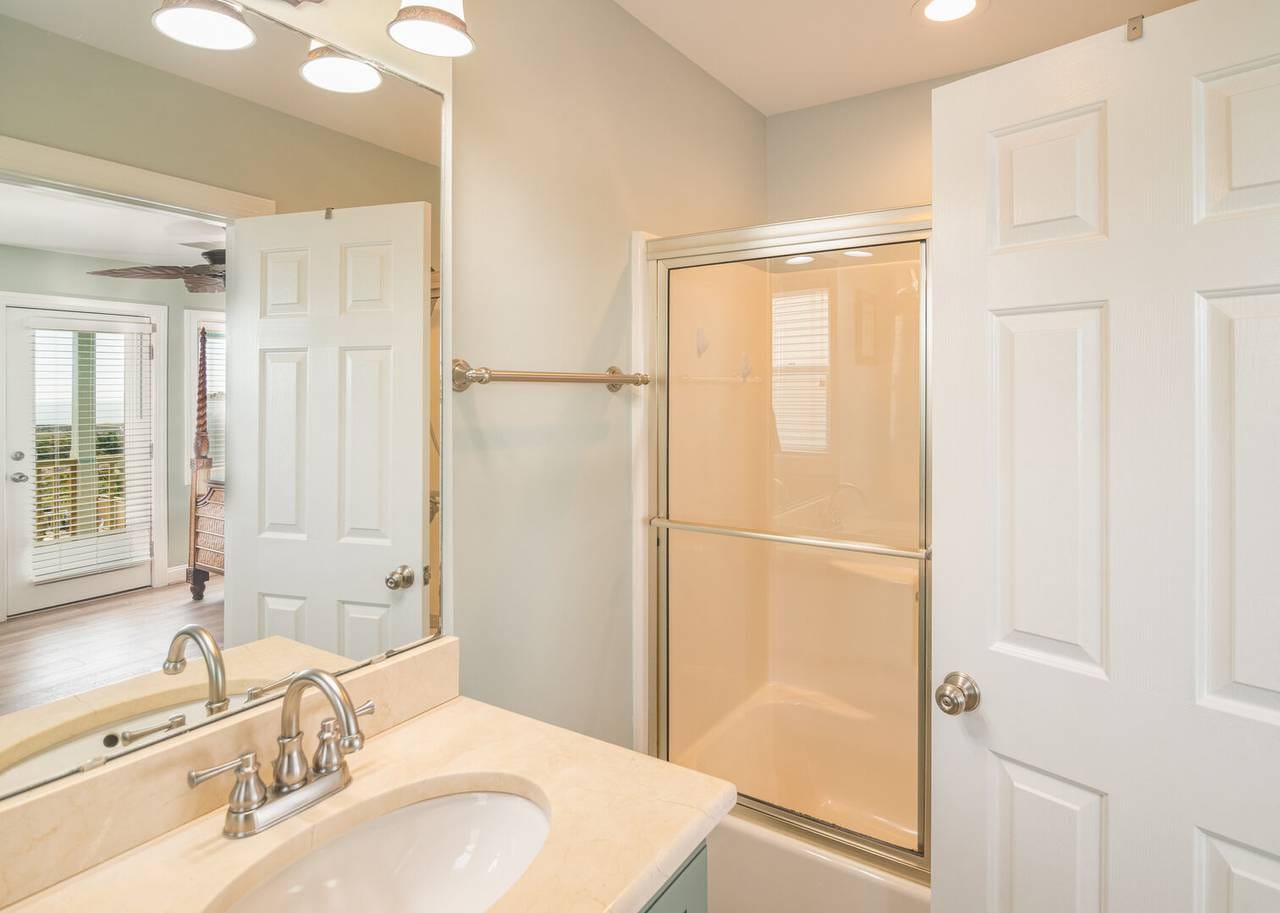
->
183;274;225;293
88;266;190;279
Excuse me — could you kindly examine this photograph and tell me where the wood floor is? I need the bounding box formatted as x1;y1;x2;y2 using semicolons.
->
0;578;224;716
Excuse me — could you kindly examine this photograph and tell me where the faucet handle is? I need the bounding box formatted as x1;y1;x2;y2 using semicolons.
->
188;752;268;814
312;699;376;776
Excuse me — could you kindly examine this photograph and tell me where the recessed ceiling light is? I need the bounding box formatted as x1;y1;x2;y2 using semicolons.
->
843;250;873;258
913;0;990;23
785;256;815;265
388;1;476;57
152;0;255;50
300;41;383;94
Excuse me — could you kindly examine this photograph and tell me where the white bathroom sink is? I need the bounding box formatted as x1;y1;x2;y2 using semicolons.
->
227;792;549;913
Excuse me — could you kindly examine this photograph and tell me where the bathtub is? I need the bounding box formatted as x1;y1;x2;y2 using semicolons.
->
707;809;929;913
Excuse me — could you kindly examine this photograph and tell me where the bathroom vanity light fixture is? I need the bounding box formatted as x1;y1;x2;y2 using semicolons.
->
785;255;815;265
300;41;383;93
388;0;476;57
913;0;989;23
152;0;256;50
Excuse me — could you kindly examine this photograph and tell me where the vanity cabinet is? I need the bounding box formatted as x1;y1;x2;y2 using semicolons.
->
643;844;708;913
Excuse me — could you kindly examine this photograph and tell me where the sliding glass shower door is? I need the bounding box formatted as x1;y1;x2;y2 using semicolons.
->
657;235;928;865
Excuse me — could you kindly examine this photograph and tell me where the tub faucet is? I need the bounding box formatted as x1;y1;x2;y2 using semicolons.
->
162;624;229;714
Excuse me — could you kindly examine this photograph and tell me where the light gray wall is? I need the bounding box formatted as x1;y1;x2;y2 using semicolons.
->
765;73;968;222
451;0;766;746
0;14;440;258
0;244;219;567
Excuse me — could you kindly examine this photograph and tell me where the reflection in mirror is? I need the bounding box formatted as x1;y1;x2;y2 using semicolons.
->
0;0;444;799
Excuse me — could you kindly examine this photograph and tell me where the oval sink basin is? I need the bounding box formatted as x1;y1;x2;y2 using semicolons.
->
227;792;549;913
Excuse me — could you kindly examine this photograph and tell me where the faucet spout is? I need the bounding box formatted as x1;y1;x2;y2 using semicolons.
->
163;624;229;714
273;669;364;792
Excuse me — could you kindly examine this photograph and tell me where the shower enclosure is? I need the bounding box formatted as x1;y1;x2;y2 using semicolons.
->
650;208;931;874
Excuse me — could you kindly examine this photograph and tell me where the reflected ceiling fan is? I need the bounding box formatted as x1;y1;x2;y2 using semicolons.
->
88;246;226;293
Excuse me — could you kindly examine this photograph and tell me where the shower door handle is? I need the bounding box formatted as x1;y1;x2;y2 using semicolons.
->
935;672;981;716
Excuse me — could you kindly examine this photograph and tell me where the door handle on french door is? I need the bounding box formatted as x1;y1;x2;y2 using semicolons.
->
384;565;416;590
935;672;981;715
8;472;29;482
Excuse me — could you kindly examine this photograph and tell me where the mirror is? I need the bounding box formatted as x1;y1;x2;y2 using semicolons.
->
0;0;444;799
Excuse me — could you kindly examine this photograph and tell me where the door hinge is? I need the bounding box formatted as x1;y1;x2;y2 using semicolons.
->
148;343;155;360
423;565;432;584
1127;14;1144;41
150;540;155;558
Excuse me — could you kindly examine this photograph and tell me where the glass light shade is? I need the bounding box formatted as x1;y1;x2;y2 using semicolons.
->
388;0;475;57
300;41;383;94
785;256;815;265
843;249;873;257
921;0;978;22
152;0;255;50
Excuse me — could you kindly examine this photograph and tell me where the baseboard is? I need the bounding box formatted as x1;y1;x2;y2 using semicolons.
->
166;565;187;586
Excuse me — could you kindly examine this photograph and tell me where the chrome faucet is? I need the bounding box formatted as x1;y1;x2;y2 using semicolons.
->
187;668;374;838
273;669;366;792
162;625;230;714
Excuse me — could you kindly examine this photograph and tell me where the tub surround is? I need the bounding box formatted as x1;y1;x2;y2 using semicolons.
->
1;637;736;912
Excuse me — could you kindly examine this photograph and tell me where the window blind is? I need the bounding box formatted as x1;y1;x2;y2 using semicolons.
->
30;320;154;583
771;290;831;454
204;330;227;483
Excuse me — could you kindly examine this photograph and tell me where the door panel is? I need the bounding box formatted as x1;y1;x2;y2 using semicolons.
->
225;203;430;658
932;0;1280;909
4;309;154;615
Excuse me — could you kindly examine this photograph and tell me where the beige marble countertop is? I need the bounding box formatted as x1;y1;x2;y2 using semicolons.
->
6;695;736;913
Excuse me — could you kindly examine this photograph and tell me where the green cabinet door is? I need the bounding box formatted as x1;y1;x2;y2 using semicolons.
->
642;844;708;913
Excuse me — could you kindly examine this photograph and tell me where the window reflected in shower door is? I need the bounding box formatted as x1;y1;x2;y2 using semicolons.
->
659;239;927;860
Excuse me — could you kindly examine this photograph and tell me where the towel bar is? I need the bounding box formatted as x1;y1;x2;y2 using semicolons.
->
452;358;650;393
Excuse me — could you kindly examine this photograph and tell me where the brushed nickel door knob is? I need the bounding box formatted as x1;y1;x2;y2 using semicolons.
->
9;472;29;483
935;671;981;715
384;564;416;590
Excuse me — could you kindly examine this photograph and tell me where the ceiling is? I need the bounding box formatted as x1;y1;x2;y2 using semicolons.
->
0;0;441;164
0;182;225;266
612;0;1195;115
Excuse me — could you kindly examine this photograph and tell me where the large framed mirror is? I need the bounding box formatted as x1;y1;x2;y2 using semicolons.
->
0;0;445;800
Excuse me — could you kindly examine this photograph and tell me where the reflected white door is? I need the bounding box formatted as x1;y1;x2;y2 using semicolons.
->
4;308;155;615
225;203;430;661
932;0;1280;909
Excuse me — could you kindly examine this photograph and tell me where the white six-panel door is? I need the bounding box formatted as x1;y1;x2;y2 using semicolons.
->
932;0;1280;909
226;203;430;661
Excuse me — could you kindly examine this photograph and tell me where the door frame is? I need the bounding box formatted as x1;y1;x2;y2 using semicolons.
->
0;291;169;621
637;206;934;878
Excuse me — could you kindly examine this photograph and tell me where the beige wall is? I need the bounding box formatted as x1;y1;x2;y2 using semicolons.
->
765;73;967;222
450;0;767;747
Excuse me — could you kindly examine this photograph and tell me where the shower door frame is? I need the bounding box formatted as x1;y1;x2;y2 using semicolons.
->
648;206;933;879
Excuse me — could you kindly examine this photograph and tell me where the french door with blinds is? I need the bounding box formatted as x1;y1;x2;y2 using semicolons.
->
5;307;156;615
